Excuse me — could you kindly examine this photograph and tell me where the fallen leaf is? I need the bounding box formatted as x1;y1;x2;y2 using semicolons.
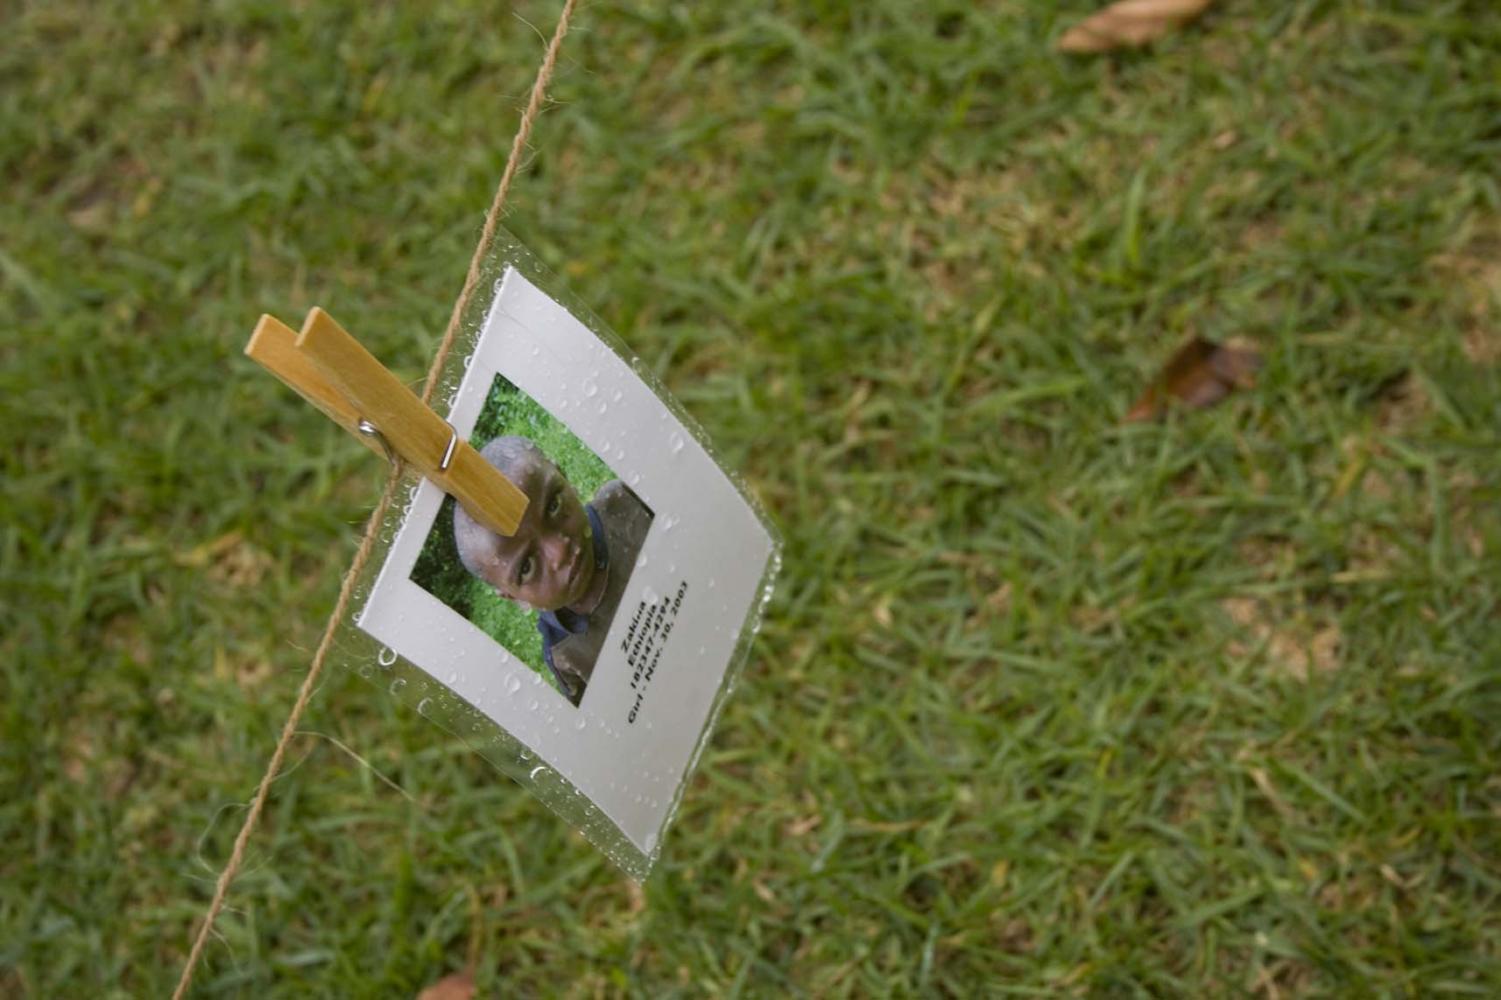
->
1059;0;1214;53
417;971;475;1000
1126;336;1261;421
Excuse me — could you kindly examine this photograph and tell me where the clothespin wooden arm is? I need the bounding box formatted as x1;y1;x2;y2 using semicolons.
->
245;315;388;459
244;309;528;537
291;308;529;538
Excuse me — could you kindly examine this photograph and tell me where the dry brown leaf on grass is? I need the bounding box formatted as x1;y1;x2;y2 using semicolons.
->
1058;0;1214;54
416;970;475;1000
1125;335;1261;421
416;887;482;999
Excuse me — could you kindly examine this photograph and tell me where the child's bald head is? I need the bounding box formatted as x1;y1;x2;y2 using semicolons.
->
453;437;595;612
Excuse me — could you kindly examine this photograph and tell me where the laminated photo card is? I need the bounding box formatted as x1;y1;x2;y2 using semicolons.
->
345;238;779;877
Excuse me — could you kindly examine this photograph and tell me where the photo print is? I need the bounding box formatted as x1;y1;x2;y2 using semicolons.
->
357;265;778;860
409;374;654;707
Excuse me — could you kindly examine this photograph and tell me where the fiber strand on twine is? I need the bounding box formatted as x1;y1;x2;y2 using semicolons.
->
172;2;578;995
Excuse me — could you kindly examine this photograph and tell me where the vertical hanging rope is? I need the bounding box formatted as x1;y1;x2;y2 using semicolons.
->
172;2;578;995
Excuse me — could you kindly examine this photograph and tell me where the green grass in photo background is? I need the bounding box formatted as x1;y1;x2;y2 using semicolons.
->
8;0;1501;993
410;374;615;678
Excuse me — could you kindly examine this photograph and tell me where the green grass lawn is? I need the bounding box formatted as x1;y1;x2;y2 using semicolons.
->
4;1;1500;995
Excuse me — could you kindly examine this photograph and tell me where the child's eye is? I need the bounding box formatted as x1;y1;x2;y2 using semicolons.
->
546;491;562;516
518;554;536;582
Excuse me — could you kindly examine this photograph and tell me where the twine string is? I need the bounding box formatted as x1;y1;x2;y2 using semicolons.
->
172;3;578;995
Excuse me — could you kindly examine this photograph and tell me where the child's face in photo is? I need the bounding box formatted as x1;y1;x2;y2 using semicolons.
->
477;454;595;611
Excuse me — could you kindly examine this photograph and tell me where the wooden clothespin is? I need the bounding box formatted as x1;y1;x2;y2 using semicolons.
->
245;309;528;537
